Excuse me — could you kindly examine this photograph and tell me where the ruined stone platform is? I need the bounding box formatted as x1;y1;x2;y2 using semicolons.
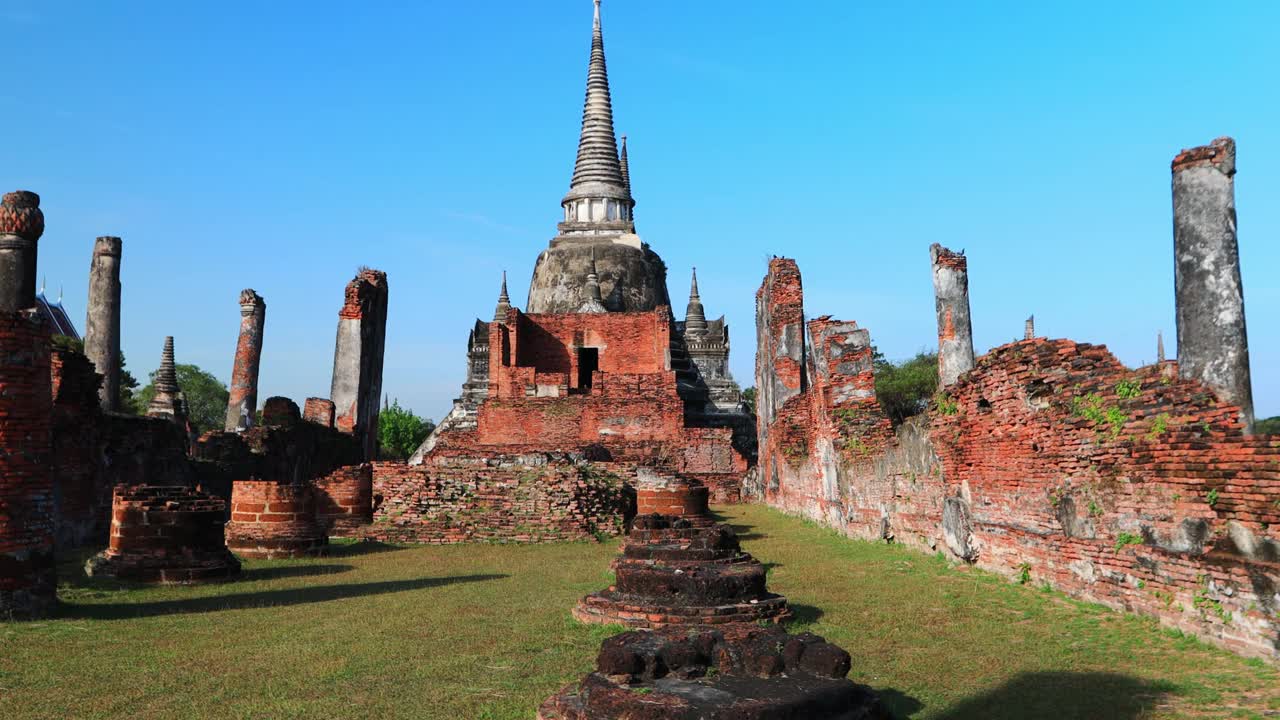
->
538;624;890;720
85;485;240;583
573;513;790;628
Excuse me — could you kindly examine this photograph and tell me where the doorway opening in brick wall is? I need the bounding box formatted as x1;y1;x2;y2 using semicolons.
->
578;347;599;390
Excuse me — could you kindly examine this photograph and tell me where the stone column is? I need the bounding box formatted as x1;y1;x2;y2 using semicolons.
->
0;191;43;312
85;236;122;411
930;244;975;387
1171;137;1254;433
330;269;389;461
224;289;266;431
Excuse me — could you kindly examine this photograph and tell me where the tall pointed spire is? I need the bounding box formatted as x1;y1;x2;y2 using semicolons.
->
559;0;633;234
493;271;512;323
570;0;625;190
1157;331;1166;363
685;268;708;338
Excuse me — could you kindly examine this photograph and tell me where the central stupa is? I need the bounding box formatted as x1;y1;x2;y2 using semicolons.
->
526;0;671;314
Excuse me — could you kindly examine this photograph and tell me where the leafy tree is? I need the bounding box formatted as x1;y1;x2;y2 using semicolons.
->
741;387;756;414
873;350;939;426
378;400;435;460
136;364;229;433
50;335;141;413
1257;416;1280;435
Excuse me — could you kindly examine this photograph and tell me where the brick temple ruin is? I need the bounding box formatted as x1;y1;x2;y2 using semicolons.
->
0;8;1274;715
754;137;1278;662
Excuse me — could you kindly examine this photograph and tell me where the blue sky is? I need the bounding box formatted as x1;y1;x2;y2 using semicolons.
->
6;1;1278;420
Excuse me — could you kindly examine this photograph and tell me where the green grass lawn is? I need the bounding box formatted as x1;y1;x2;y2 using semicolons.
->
2;504;1277;719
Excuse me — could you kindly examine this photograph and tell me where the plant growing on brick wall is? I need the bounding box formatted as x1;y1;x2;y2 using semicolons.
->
1115;379;1143;399
935;392;959;416
1071;393;1127;440
1206;489;1220;507
1113;532;1143;552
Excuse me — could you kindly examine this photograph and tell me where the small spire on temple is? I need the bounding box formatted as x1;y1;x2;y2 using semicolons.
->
493;271;512;323
685;267;708;338
1157;331;1166;363
580;249;607;313
1024;315;1035;341
156;336;178;393
620;135;632;194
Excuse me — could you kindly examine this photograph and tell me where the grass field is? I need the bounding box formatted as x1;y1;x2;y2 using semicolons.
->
2;504;1277;719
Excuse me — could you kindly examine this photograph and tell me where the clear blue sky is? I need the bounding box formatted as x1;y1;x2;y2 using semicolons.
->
6;1;1278;420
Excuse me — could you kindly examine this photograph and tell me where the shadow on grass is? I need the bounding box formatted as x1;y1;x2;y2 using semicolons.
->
932;672;1172;720
323;540;408;558
57;574;508;620
786;603;824;625
238;564;355;581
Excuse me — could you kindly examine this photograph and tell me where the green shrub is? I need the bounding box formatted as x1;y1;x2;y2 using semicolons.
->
874;350;939;425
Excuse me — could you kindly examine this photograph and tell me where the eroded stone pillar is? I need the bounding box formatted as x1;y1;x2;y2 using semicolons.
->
1172;137;1254;433
330;269;388;461
930;244;975;387
224;289;266;431
0;191;43;312
85;236;122;411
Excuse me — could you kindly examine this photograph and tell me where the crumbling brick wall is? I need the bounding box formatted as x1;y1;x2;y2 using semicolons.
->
367;457;631;544
49;347;196;549
753;259;1280;661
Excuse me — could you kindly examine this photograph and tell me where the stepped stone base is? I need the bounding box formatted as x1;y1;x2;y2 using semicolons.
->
538;625;890;720
574;513;790;629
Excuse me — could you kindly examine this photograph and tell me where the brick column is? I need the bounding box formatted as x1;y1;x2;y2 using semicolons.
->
0;190;55;618
930;244;975;387
224;289;266;431
330;269;388;460
1172;137;1254;433
0;191;42;312
85;236;122;411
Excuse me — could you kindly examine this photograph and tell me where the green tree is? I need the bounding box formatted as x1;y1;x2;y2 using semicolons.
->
378;400;435;460
1257;416;1280;435
874;350;939;426
741;386;756;414
136;364;229;433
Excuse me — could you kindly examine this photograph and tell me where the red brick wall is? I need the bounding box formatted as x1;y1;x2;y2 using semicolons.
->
367;459;631;544
88;484;239;583
490;309;670;396
226;481;327;558
0;311;56;617
314;463;373;536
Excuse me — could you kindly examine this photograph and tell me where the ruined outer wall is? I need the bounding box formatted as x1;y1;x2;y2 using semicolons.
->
931;339;1278;660
368;459;630;544
755;316;1280;659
